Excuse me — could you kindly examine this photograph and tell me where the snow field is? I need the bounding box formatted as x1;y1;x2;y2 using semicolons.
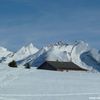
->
0;64;100;100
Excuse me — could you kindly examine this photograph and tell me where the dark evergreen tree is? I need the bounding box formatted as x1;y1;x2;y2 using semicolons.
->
25;63;31;69
8;60;17;68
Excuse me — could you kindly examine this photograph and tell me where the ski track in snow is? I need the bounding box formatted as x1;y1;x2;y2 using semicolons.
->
0;66;30;88
0;92;100;96
0;93;100;100
0;73;18;88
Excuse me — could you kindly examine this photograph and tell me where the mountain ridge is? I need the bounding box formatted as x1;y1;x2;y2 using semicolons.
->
1;43;39;63
22;41;100;72
0;41;100;72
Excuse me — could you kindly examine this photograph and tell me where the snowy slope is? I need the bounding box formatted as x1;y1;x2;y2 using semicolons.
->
22;41;100;72
0;64;100;100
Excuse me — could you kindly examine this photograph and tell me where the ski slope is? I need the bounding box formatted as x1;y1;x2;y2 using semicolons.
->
0;64;100;100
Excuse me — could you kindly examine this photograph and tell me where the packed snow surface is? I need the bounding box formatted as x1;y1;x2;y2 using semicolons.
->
0;64;100;100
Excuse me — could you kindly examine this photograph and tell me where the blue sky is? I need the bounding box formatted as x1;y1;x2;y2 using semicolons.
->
0;0;100;51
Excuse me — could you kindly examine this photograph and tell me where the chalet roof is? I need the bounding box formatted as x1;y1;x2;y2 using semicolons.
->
38;61;87;71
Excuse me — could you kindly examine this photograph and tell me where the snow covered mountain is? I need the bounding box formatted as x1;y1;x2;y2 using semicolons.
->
0;47;13;63
89;48;100;63
0;47;13;57
0;41;100;72
21;41;100;72
13;43;39;61
2;43;39;63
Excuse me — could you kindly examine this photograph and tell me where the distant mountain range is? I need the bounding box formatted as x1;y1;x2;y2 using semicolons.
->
0;43;39;63
0;41;100;72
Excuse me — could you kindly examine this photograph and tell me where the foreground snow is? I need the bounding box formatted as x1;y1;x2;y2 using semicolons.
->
0;64;100;100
